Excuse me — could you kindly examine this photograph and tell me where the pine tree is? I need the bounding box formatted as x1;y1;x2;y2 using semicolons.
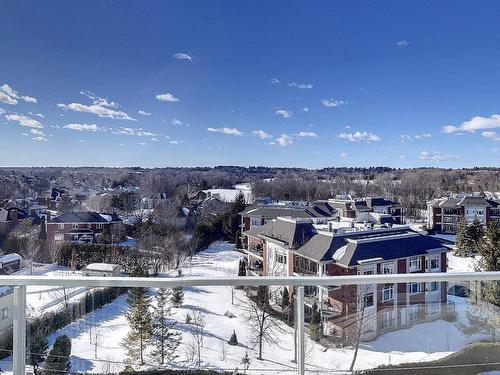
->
123;285;153;365
468;216;485;253
44;335;72;375
170;286;184;308
281;287;290;308
455;217;472;257
150;289;181;365
228;330;238;346
238;260;246;277
477;222;500;306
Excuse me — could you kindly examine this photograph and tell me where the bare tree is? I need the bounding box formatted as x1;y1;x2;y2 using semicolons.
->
240;286;286;360
188;308;207;368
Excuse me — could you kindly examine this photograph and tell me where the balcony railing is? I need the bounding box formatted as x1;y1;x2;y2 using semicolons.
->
0;271;499;375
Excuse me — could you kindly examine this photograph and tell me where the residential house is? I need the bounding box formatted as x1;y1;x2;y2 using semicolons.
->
239;201;337;232
0;207;30;236
241;217;448;342
427;195;500;233
37;187;65;210
328;196;405;225
46;211;122;244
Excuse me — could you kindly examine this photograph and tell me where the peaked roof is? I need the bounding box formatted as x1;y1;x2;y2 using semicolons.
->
240;202;336;219
49;211;121;223
256;218;316;249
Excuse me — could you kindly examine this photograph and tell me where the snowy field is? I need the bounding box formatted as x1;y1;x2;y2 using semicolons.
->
0;243;493;374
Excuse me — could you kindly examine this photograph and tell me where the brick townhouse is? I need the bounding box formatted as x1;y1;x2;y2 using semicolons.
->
46;211;122;244
241;217;449;341
427;195;500;233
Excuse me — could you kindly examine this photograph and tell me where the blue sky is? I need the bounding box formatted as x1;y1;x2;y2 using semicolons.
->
1;1;500;168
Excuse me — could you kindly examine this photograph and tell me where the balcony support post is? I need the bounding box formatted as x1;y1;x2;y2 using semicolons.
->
13;285;26;375
296;285;305;375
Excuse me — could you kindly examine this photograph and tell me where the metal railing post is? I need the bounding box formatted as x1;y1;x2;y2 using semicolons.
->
296;286;305;375
13;285;26;375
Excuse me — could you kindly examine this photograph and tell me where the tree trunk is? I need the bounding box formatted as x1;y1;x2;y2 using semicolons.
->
349;307;365;372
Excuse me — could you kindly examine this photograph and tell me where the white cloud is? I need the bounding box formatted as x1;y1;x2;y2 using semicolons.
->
399;133;432;142
0;84;37;104
138;142;147;146
5;114;43;128
252;130;273;139
30;129;45;136
170;140;179;144
294;131;317;137
302;107;310;112
397;40;409;48
33;136;48;142
338;131;381;143
321;99;346;108
270;78;280;85
173;52;193;62
419;151;460;161
58;91;135;121
340;152;348;159
138;110;151;116
0;108;5;115
207;127;244;136
29;112;45;118
276;134;293;146
275;109;292;118
156;93;180;103
63;123;99;132
288;82;313;89
482;131;500;141
442;114;500;134
170;118;190;127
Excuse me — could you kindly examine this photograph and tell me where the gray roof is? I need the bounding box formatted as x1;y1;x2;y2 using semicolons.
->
240;203;335;220
294;228;447;267
252;218;316;249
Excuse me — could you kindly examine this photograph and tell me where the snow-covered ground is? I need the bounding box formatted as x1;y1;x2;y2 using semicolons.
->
0;243;493;374
203;183;254;203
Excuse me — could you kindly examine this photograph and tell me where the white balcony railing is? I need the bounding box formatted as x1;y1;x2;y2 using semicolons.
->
0;271;499;375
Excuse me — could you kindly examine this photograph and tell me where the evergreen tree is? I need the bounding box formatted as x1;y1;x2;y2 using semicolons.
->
228;329;238;346
477;222;500;306
28;318;49;375
44;335;71;375
222;191;246;242
123;280;153;365
281;287;290;308
468;216;485;253
170;286;184;308
455;217;472;257
309;301;322;341
238;260;246;277
150;289;181;365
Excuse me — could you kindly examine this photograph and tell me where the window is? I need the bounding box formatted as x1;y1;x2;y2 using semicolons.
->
72;224;78;229
360;266;375;275
1;308;7;319
275;253;287;264
408;304;421;322
364;293;374;307
426;255;440;271
380;310;394;329
427;281;439;292
381;286;394;302
250;217;261;227
54;233;64;241
58;223;64;230
409;282;423;294
381;261;394;274
97;223;103;229
409;256;421;272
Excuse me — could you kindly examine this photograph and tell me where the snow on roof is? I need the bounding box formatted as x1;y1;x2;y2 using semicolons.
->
0;286;13;297
99;214;113;222
0;253;22;265
84;263;119;272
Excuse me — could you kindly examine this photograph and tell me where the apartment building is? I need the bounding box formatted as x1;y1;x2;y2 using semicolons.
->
241;217;448;341
328;196;405;225
427;195;500;233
